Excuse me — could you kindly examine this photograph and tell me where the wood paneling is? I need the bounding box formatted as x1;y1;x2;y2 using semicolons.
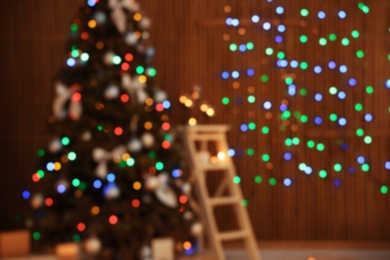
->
0;0;389;241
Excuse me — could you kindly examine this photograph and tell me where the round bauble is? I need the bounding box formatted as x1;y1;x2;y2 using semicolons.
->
145;47;155;58
104;85;120;99
84;236;102;255
103;51;115;65
31;193;44;209
190;222;203;236
154;90;167;103
103;183;120;199
124;32;138;46
183;211;194;221
128;137;142;153
141;132;155;148
182;183;191;194
144;176;160;191
94;11;107;24
139;17;151;29
81;131;92;142
92;148;107;162
48;138;62;153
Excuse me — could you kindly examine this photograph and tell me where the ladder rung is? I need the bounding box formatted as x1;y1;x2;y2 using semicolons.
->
218;230;249;241
208;196;240;206
199;163;229;171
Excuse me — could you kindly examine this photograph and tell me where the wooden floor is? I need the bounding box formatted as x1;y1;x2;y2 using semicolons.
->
179;241;390;260
3;242;390;260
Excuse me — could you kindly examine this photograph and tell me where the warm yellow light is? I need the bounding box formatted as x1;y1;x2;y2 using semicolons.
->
133;181;142;190
133;13;142;21
200;103;208;112
206;107;215;117
179;95;187;104
217;152;226;160
144;121;153;130
134;31;142;39
183;241;192;250
138;75;147;83
145;98;154;106
191;92;200;100
54;162;62;171
91;206;100;215
122;153;130;161
88;20;97;28
188;118;197;126
184;99;193;108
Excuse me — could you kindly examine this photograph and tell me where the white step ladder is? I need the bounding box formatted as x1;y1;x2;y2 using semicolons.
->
182;124;260;260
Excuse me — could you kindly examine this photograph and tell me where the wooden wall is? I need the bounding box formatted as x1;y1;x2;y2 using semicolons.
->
0;0;389;242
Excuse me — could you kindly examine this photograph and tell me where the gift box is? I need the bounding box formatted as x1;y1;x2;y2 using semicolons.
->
152;237;174;260
0;230;30;258
55;242;81;260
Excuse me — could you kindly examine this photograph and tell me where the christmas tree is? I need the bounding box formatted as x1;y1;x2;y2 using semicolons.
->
23;0;200;258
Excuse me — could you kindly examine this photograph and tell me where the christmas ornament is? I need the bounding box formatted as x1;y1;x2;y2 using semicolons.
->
104;85;120;99
190;222;203;236
84;236;102;255
93;11;107;25
48;138;62;153
108;0;127;33
153;90;167;103
122;74;148;104
103;182;120;199
139;17;151;30
81;131;92;142
124;32;138;46
103;51;115;65
69;98;82;120
127;136;142;153
144;175;159;191
154;173;178;208
31;193;44;209
92;145;127;179
52;82;73;120
141;132;155;148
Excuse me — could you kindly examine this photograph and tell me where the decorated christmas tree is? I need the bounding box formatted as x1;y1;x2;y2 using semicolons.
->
23;0;200;258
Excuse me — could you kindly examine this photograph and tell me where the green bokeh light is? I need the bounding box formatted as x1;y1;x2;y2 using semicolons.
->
334;163;342;172
329;33;337;41
155;162;164;171
366;86;374;94
61;137;70;146
300;62;308;70
147;68;157;77
248;95;256;103
300;35;308;43
351;30;360;38
80;53;89;62
307;140;315;148
355;103;363;111
222;97;230;105
112;55;121;65
316;143;325;151
136;66;144;74
33;231;41;241
265;47;273;55
300;88;307;96
261;74;269;82
329;86;338;95
233;176;241;184
285;77;293;85
364;136;372;144
361;163;370;172
285;138;293;146
254;175;262;184
277;52;285;59
300;9;309;17
329;113;338;121
381;186;388;194
356;50;364;58
319;170;327;178
341;38;350;46
241;199;249;207
37;149;45;157
292;137;300;145
262;126;270;134
229;43;237;51
247;148;255;156
126;158;135;167
356;128;364;137
248;122;256;130
72;178;81;187
319;38;327;46
70;24;78;32
246;42;254;50
300;115;308;123
269;178;277;186
262;154;270;162
68;152;77;161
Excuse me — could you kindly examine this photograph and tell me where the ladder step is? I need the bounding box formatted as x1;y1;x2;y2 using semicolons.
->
208;196;241;206
218;230;249;241
200;163;230;171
